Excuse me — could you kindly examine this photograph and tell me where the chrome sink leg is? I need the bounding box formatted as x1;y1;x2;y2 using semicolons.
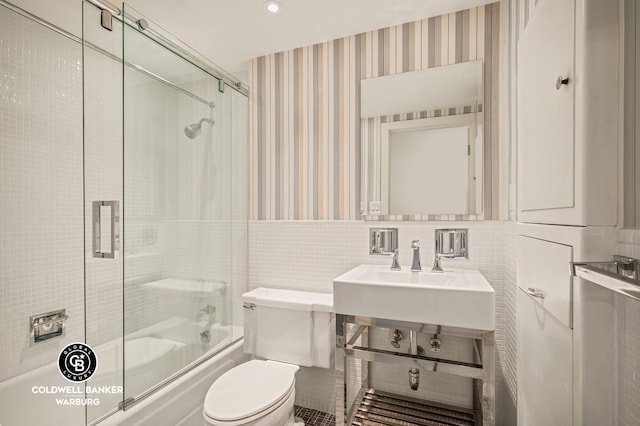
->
408;330;420;390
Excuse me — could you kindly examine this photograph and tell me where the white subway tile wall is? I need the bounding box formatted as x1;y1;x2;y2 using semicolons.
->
249;219;517;420
119;74;249;344
83;43;124;349
500;221;518;424
0;8;84;382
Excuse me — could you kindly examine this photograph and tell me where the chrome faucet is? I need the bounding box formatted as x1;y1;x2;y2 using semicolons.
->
197;305;216;344
411;240;421;272
390;249;401;270
196;305;216;322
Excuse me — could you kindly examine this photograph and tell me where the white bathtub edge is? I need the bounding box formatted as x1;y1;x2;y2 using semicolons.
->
96;339;248;426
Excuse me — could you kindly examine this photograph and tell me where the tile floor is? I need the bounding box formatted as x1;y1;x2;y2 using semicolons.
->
294;406;336;426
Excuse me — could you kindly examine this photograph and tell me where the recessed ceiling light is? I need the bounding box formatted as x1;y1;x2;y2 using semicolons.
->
265;1;281;14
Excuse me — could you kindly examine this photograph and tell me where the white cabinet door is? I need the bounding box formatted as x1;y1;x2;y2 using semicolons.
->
517;235;573;328
518;0;575;212
517;289;573;426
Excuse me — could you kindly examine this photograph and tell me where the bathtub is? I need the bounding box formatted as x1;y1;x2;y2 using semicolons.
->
97;339;247;426
0;323;246;426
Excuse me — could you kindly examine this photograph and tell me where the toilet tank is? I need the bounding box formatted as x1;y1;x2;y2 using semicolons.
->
242;288;334;368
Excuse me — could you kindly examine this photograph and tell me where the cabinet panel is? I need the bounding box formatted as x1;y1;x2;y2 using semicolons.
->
517;235;573;328
517;290;573;426
518;0;575;212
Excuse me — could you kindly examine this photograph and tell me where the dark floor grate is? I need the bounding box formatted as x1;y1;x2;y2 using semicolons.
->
295;405;336;426
350;389;475;426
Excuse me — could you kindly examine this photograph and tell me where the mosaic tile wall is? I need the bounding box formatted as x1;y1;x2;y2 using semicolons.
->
0;5;84;382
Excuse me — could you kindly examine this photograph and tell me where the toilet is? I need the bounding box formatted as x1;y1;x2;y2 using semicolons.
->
203;288;333;426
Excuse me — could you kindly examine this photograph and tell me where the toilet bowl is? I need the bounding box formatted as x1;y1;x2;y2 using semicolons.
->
203;288;333;426
203;360;298;426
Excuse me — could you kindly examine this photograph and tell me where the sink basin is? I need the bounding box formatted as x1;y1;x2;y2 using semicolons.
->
333;264;495;330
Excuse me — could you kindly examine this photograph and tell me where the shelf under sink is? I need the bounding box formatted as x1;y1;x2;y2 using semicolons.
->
350;388;477;426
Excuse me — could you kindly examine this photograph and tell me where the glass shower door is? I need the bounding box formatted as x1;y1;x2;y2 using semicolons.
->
82;3;245;421
121;4;233;403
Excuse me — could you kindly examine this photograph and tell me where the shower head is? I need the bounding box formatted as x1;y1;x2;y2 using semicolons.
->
184;118;215;139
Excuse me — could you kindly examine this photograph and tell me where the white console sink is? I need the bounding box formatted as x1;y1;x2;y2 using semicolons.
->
333;264;495;330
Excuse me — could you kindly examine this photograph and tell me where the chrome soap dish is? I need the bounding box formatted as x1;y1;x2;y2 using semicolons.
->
30;309;68;345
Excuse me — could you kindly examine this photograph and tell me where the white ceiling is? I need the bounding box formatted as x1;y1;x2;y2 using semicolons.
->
126;0;498;80
10;0;496;82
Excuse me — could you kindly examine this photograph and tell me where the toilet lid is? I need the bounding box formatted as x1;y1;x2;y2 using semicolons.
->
204;360;296;421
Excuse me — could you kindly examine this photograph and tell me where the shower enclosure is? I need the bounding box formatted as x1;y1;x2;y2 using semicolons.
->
0;1;247;424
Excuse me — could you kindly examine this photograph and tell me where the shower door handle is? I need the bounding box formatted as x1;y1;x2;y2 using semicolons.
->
92;201;120;259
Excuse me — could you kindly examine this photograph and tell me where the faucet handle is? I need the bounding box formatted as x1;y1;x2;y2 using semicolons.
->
431;254;443;273
411;240;420;249
390;249;401;270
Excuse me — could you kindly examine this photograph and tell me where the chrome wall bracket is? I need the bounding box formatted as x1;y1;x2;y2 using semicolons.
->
435;228;468;259
30;309;68;345
100;9;113;31
370;228;398;255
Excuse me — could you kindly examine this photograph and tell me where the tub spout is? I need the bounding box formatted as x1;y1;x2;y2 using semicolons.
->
200;330;211;344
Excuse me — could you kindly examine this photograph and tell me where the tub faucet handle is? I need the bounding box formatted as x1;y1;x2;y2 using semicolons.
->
196;304;216;321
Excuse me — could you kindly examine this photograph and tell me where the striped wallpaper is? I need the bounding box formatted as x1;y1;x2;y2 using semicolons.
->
249;3;501;220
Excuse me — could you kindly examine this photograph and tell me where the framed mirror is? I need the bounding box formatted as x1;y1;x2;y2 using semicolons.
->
360;60;483;219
